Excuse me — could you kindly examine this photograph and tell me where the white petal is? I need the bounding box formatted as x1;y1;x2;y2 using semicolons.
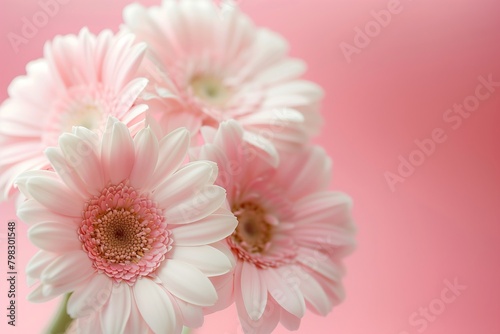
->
158;259;217;307
173;298;204;328
149;128;190;188
17;199;77;226
134;279;177;334
171;209;237;246
3;157;48;200
125;296;151;334
75;312;102;334
241;262;267;321
154;161;217;211
171;245;232;277
27;284;58;303
41;251;93;285
58;133;104;193
204;270;235;314
28;222;80;252
211;241;237;267
105;121;135;184
254;59;306;85
100;284;131;334
26;176;82;217
164;185;226;224
26;251;58;281
130;127;159;188
67;274;112;318
266;80;324;103
45;147;90;200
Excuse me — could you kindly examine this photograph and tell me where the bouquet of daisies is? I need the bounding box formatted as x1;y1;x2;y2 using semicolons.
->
0;1;355;333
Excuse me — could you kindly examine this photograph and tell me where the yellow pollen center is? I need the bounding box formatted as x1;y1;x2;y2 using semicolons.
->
62;103;102;132
190;75;231;106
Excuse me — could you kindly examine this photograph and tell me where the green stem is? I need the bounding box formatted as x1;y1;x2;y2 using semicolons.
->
45;293;73;334
182;327;192;334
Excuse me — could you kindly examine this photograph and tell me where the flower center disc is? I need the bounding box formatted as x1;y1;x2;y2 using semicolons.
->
60;102;103;132
232;202;272;254
190;75;231;107
79;181;171;283
229;201;297;269
43;85;111;146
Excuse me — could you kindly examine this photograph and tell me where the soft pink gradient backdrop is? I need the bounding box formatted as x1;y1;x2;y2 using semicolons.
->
1;0;499;333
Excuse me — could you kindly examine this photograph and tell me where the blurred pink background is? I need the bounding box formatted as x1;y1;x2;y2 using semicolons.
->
1;0;499;333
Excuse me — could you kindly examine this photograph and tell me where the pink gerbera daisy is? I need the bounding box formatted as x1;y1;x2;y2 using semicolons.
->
195;121;355;333
16;117;237;334
123;0;324;154
0;28;149;200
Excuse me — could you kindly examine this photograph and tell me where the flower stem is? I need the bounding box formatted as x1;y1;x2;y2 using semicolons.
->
182;327;192;334
45;293;73;334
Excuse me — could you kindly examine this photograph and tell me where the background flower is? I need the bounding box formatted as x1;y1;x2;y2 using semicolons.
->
123;0;323;153
0;28;148;200
194;121;355;333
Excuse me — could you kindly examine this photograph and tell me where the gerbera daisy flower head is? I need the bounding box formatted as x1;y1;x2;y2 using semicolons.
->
0;27;149;201
195;120;355;333
123;0;324;154
16;117;238;334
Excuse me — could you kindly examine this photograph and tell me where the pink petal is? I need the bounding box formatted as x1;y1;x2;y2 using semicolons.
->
275;147;332;200
241;261;268;321
280;307;301;331
262;268;305;318
115;76;149;118
296;247;344;282
295;267;332;316
234;263;280;334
